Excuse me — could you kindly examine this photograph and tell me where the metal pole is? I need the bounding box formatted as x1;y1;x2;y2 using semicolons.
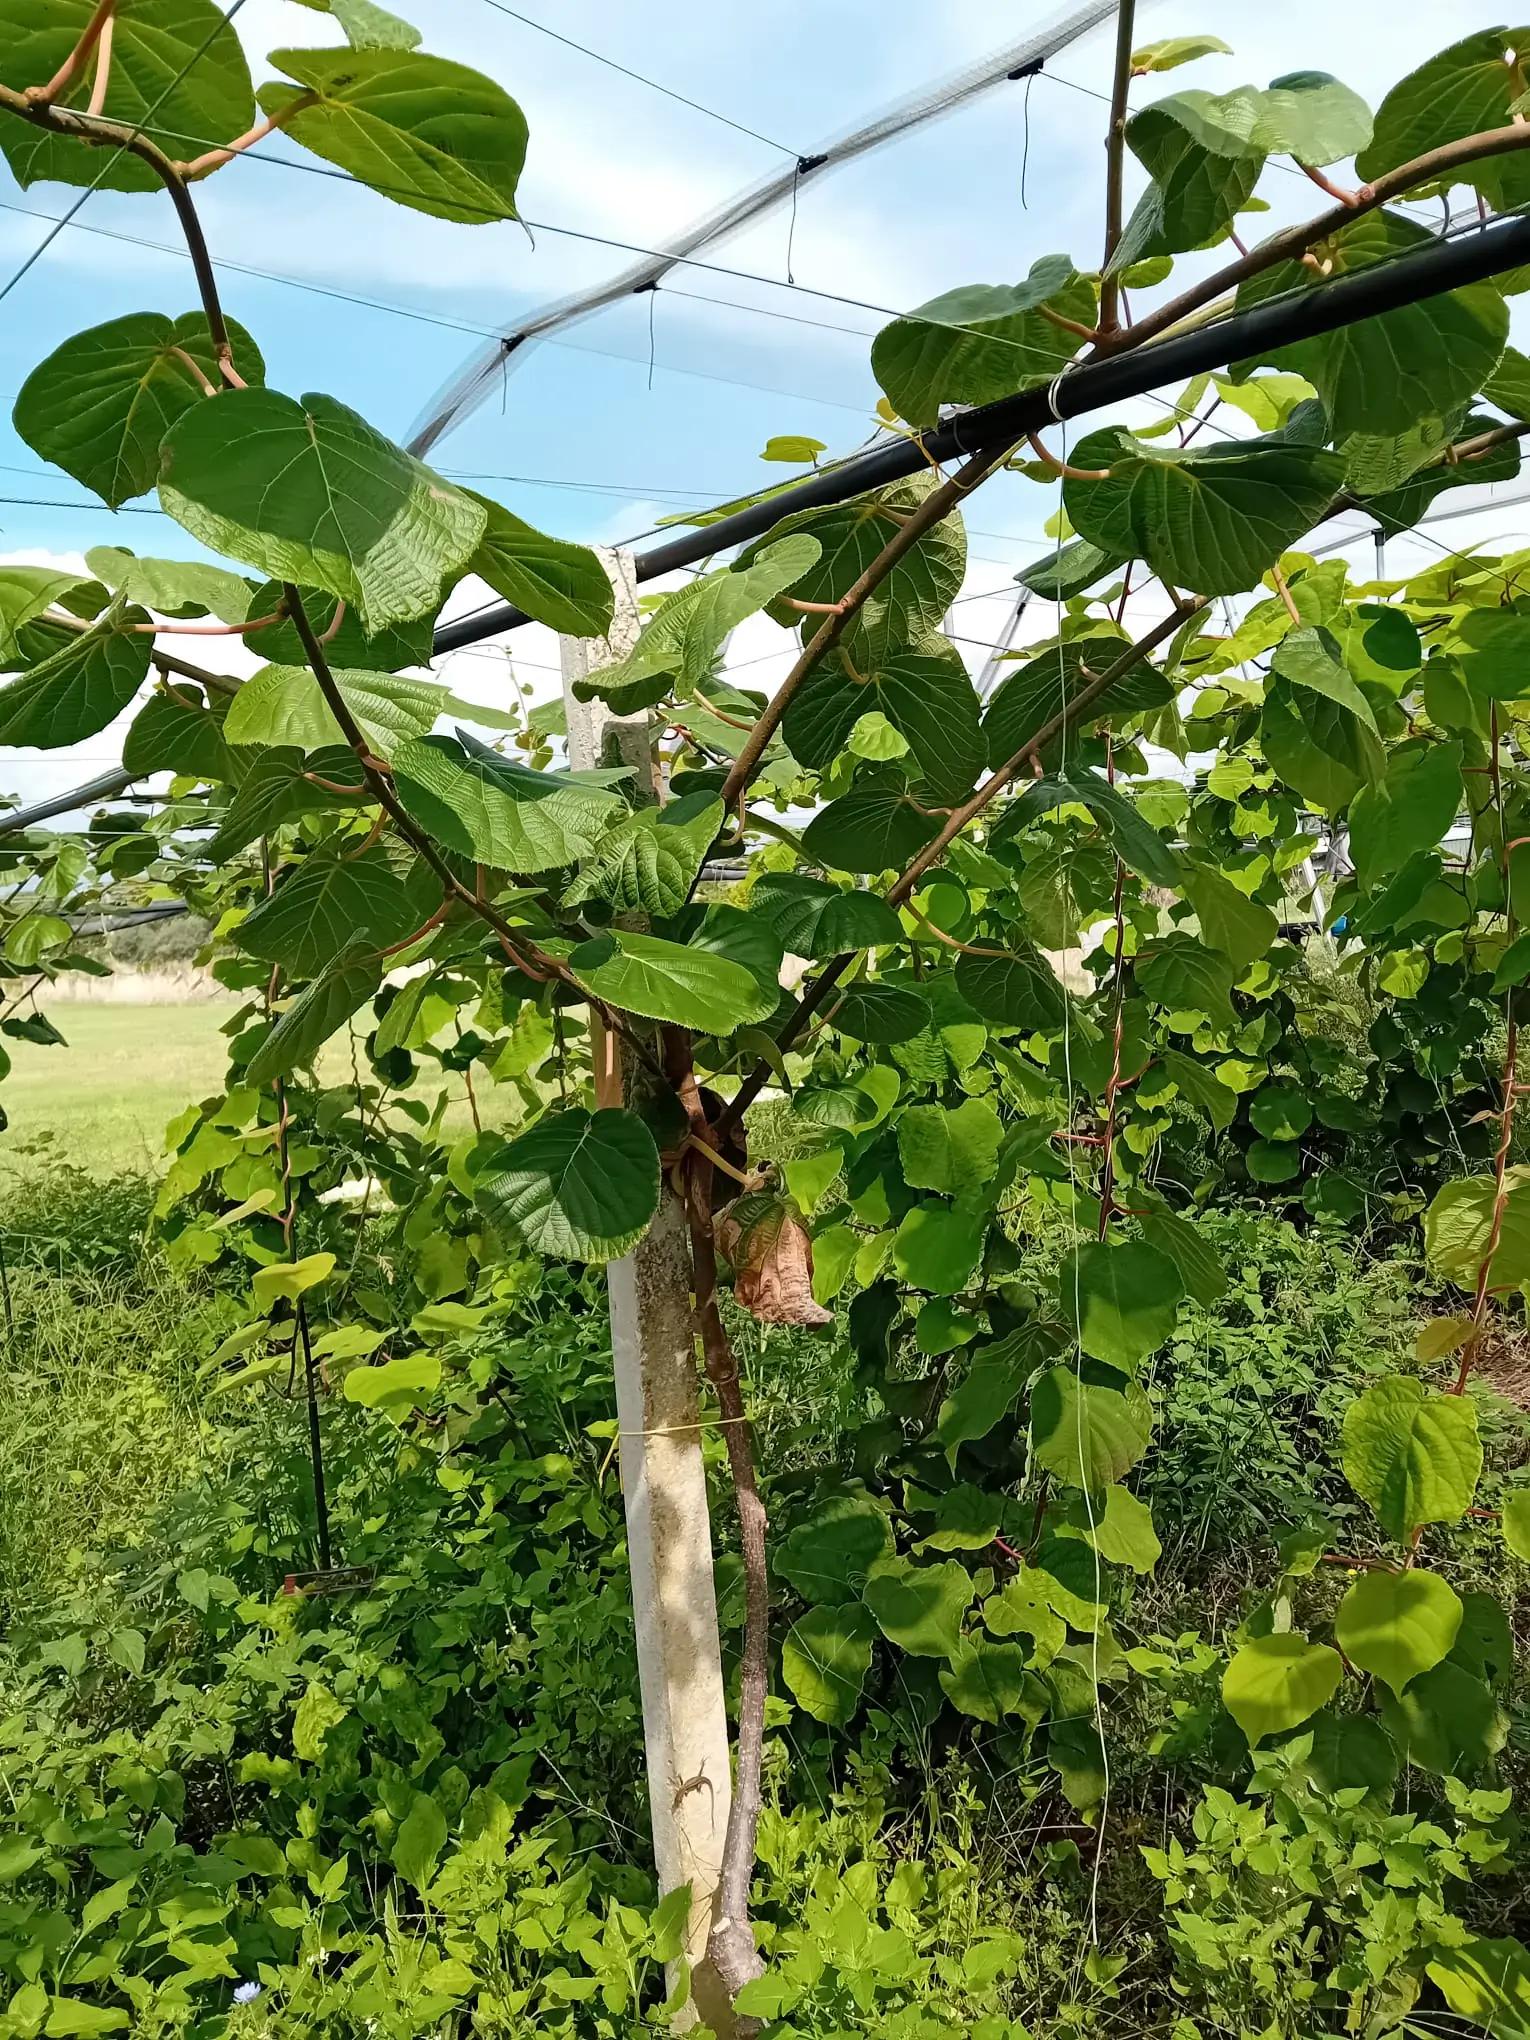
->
560;550;733;2020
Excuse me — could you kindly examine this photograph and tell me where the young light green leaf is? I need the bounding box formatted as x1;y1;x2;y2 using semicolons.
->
391;1792;448;1892
1113;88;1266;270
1348;738;1462;879
0;567;87;666
0;0;253;193
1424;1166;1530;1290
160;389;485;630
292;0;421;49
871;255;1097;428
474;1107;660;1262
1254;70;1372;167
14;311;265;509
260;46;527;224
1341;1376;1482;1541
1086;1484;1161;1573
1334;1569;1462;1694
1130;34;1232;73
1179;864;1278;967
1223;1633;1343;1745
1427;1938;1530;2037
891;1201;986;1295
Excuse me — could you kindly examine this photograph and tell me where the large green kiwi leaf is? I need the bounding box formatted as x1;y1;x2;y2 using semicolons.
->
1356;29;1530;210
0;618;150;748
207;747;367;861
1231;212;1508;438
561;793;722;917
259;46;527;225
870;255;1096;428
749;874;903;959
1058;1237;1185;1372
469;496;613;637
1428;1936;1530;2034
1341;1376;1482;1541
1111;87;1266;272
236;846;439;979
784;640;985;803
1223;1634;1343;1745
0;0;252;192
781;1604;877;1725
15;312;265;510
1063;427;1347;595
245;945;383;1085
291;0;420;49
475;1107;660;1263
1030;1363;1153;1488
801;789;941;875
159;389;485;630
223;665;444;761
1423;1166;1530;1291
392;731;625;872
567;929;768;1034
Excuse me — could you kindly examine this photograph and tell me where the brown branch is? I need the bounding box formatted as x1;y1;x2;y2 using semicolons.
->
152;648;240;699
668;1032;768;2025
1105;121;1530;358
716;442;1011;810
0;83;240;388
1096;0;1138;337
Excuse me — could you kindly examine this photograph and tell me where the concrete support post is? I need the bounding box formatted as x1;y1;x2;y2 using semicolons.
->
559;549;732;2020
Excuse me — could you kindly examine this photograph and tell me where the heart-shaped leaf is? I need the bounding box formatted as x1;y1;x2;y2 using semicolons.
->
871;255;1096;428
568;928;769;1032
1060;1238;1185;1371
785;642;984;803
1341;1375;1482;1541
801;789;941;875
750;874;902;958
160;388;485;630
1223;1633;1343;1745
14;311;265;509
474;1106;660;1261
259;45;527;224
1064;427;1347;596
1030;1363;1154;1488
237;847;438;978
0;619;149;748
781;1604;877;1724
1335;1569;1463;1694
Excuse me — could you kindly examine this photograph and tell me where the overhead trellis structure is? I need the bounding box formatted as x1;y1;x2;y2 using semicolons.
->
404;0;1119;454
8;202;1530;837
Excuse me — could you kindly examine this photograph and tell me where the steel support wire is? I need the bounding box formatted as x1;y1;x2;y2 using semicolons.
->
404;0;1118;455
9;204;1530;838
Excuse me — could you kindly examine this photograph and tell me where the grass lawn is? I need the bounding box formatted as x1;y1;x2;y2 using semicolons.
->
0;1002;498;1179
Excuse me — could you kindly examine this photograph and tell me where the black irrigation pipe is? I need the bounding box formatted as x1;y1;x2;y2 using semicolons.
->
8;204;1530;837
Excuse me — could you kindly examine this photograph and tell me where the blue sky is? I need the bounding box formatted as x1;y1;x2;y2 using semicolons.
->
0;0;1523;806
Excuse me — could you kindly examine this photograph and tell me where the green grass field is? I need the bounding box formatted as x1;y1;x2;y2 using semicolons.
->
0;1002;496;1178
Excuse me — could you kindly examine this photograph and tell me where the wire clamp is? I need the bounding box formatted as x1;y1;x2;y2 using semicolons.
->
1044;368;1073;424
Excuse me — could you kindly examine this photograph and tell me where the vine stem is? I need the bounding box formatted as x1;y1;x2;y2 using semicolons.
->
1096;0;1138;336
716;442;1013;809
1095;738;1130;1236
0;83;241;387
667;1031;768;2024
